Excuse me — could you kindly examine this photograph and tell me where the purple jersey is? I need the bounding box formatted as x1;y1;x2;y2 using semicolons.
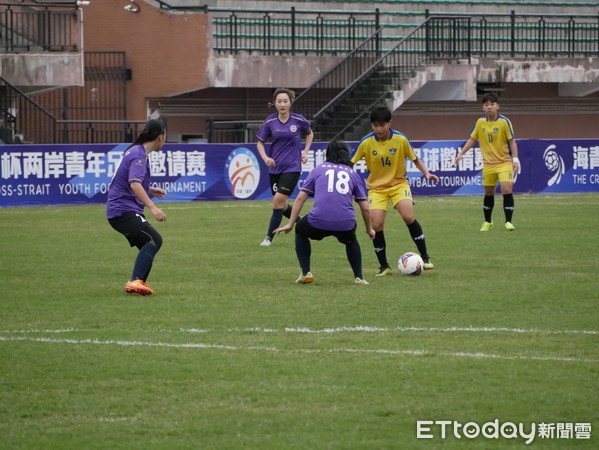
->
256;113;311;174
300;162;368;231
106;145;150;219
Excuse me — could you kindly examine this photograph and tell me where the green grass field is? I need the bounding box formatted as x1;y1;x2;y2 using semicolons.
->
1;193;598;449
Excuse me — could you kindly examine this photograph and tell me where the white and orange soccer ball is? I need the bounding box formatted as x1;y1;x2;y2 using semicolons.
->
398;252;423;276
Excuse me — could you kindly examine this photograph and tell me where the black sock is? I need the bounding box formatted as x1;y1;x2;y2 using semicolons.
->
345;238;363;279
407;220;429;261
283;203;302;222
483;195;494;222
266;208;284;240
373;231;389;268
295;232;311;275
503;193;514;222
132;243;158;282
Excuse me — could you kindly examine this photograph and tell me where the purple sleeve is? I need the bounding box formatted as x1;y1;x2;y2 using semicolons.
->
302;118;312;135
300;169;317;196
127;153;147;184
256;121;271;142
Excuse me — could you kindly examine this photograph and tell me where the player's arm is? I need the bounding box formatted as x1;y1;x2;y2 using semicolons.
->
257;139;275;168
509;138;520;172
130;182;166;222
301;130;314;164
149;186;166;199
454;137;477;166
274;191;308;234
413;158;439;184
357;199;376;240
350;144;365;166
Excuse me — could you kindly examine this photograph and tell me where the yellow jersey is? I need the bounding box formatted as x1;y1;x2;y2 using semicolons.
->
470;115;515;167
351;129;417;190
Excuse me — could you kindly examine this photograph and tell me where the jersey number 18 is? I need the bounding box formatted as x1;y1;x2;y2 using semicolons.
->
325;169;350;194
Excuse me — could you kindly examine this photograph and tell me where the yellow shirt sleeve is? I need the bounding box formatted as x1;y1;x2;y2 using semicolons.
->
351;142;366;165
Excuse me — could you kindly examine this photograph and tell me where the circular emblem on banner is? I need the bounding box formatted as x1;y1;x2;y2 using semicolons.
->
290;125;297;133
543;144;565;187
224;148;261;199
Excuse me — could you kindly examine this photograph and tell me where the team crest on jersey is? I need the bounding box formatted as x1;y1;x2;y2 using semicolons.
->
389;148;397;155
493;128;499;133
290;125;297;133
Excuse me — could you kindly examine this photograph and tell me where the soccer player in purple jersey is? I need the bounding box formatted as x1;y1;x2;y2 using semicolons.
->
256;88;314;247
106;120;167;296
275;141;375;285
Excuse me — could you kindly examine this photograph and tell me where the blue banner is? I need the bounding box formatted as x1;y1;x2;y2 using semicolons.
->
1;139;597;207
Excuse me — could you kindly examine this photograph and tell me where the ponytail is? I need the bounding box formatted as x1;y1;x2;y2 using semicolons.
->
127;119;165;150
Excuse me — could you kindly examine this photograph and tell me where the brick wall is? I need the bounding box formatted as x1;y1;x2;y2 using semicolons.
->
83;2;209;121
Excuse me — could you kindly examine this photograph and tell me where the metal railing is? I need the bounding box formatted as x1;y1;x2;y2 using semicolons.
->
210;6;381;55
0;76;55;144
209;11;599;142
1;50;129;144
56;120;145;144
446;11;599;57
32;52;128;122
208;7;599;56
292;27;384;118
0;74;143;144
0;1;83;53
312;16;456;141
207;120;262;144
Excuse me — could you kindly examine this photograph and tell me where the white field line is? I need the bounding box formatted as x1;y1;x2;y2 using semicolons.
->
0;335;596;364
2;326;597;336
0;325;599;336
182;326;599;335
0;336;275;352
0;328;78;333
164;203;268;210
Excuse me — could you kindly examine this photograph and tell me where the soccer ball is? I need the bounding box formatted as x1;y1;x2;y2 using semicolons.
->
398;252;423;276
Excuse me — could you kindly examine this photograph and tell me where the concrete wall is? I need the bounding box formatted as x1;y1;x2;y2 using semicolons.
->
207;54;343;88
0;53;84;93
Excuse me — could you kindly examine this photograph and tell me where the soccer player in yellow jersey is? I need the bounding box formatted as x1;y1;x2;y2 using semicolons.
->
351;106;439;276
454;93;520;232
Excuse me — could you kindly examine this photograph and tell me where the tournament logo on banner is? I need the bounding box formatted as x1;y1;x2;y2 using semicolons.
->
224;147;261;199
543;144;566;187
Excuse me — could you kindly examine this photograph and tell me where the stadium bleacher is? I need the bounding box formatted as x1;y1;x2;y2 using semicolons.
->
194;0;599;141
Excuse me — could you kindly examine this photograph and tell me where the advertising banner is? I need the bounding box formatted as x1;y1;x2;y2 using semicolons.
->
1;139;597;207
